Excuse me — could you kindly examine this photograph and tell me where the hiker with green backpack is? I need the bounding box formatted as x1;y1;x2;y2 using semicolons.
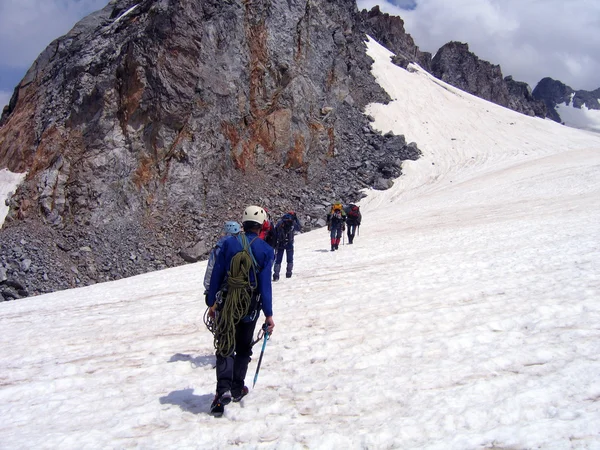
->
205;205;275;417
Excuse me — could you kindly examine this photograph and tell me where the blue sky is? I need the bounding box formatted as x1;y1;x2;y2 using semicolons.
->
0;0;107;109
1;0;599;110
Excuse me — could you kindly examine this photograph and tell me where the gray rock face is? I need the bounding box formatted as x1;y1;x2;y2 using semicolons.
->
504;76;547;118
431;42;546;118
532;77;600;123
0;0;421;297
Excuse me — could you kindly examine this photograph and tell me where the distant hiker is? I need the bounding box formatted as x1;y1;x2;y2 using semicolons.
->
203;221;241;293
326;203;346;251
205;205;275;417
259;208;276;248
344;204;361;244
272;211;302;281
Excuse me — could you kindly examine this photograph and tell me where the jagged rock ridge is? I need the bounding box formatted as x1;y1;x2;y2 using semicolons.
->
533;77;600;123
0;0;421;299
358;6;431;71
430;42;546;117
358;9;546;119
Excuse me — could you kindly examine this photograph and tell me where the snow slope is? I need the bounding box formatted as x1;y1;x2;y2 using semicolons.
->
1;37;600;449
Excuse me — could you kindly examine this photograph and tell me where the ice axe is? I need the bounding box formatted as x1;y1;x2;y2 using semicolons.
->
253;323;270;388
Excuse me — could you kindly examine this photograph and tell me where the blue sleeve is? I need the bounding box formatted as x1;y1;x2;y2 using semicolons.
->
257;243;275;317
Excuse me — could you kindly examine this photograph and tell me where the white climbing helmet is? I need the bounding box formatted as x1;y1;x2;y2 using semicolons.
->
242;205;267;226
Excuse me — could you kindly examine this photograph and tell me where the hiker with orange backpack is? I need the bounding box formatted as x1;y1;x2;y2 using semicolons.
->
326;203;346;251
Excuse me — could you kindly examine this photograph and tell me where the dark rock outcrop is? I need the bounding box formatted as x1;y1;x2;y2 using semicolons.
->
533;77;600;123
431;42;546;117
532;77;574;122
0;0;421;297
359;6;431;71
504;76;547;118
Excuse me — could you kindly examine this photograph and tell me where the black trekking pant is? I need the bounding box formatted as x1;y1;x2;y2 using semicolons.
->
347;223;358;243
215;315;259;396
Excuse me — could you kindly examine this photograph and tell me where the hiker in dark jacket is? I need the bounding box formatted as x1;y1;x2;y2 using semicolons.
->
206;205;275;416
326;206;346;251
272;211;301;281
344;204;361;244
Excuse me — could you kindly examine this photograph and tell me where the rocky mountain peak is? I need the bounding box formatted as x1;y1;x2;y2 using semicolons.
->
359;6;431;71
431;41;546;117
533;77;600;124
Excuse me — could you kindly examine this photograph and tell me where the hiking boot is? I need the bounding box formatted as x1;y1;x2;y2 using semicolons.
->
210;391;231;417
232;386;249;402
286;272;292;278
334;244;339;250
210;396;224;417
273;273;279;281
331;246;335;251
220;390;232;405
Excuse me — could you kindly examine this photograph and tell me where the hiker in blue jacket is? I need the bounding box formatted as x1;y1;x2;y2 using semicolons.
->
272;211;302;281
206;205;275;416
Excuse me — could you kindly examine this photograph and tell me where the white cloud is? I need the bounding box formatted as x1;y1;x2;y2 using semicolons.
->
358;0;600;90
556;102;600;134
0;90;11;110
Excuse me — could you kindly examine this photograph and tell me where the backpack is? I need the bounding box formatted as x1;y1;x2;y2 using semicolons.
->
347;205;360;221
275;215;294;247
330;203;343;214
203;236;228;291
260;220;276;247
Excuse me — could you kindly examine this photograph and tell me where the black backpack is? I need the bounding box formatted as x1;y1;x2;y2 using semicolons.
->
276;218;292;247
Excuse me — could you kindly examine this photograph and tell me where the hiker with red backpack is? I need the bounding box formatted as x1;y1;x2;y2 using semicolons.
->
205;205;275;417
326;203;346;251
258;208;276;248
272;211;302;281
344;204;362;244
